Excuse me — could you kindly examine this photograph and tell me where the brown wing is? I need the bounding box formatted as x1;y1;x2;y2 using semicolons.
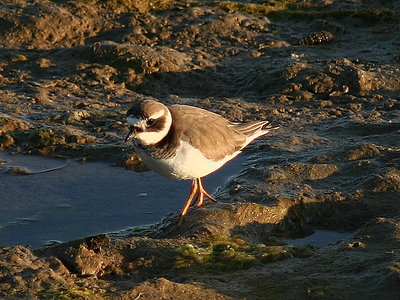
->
169;105;246;161
232;120;277;136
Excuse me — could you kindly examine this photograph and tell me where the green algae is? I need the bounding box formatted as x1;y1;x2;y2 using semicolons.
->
28;128;61;149
39;288;105;300
175;239;315;272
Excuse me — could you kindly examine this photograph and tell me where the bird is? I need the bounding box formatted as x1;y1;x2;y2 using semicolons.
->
125;99;278;222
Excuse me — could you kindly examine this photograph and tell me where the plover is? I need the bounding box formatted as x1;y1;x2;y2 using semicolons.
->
125;100;278;221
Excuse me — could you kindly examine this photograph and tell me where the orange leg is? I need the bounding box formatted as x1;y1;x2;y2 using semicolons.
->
178;178;217;225
180;179;199;217
196;178;216;206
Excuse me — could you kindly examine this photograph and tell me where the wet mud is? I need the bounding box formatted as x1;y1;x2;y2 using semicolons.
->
0;0;400;299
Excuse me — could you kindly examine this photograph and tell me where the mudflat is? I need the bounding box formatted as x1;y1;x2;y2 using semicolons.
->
0;0;399;299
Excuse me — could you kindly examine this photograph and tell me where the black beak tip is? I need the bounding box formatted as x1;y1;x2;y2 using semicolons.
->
125;126;135;143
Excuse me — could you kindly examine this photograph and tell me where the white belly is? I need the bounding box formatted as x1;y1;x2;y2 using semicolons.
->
134;141;240;180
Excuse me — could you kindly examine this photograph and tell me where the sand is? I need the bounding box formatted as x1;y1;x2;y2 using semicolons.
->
0;0;399;299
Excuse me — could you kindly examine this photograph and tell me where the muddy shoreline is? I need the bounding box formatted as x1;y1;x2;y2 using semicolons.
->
1;0;400;299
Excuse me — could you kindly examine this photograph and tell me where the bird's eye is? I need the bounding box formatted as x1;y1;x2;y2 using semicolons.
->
146;118;155;126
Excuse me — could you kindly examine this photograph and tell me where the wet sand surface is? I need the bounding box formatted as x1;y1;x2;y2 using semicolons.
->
0;0;400;299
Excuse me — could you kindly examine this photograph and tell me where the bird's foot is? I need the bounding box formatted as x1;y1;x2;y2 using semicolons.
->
176;178;218;226
196;178;216;207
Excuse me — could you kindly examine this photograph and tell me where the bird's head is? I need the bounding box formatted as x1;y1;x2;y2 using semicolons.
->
125;100;172;146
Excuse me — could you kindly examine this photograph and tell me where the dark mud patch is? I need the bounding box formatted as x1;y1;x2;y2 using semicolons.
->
1;0;400;299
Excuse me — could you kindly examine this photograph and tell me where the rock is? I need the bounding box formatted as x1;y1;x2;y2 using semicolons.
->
347;143;381;161
0;0;400;298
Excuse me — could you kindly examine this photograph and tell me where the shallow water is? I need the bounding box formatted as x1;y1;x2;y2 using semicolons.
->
286;229;354;247
0;152;247;247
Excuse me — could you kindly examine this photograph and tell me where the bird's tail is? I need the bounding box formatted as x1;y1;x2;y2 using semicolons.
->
231;120;278;149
